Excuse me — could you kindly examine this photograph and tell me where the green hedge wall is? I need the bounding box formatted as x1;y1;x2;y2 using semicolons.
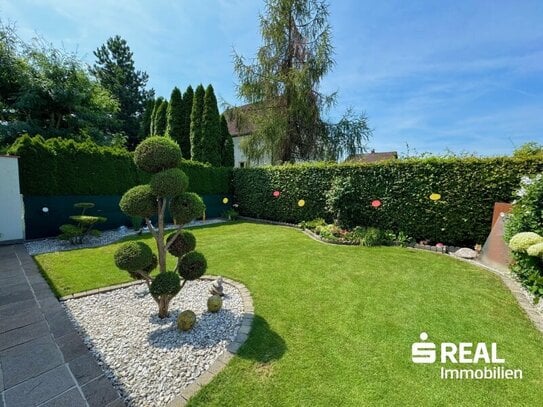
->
233;158;543;246
8;135;231;196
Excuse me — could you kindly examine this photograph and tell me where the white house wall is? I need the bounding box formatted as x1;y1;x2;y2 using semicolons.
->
232;135;272;167
0;156;25;242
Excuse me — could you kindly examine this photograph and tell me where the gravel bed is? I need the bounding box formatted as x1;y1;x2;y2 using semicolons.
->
63;279;244;407
25;218;226;255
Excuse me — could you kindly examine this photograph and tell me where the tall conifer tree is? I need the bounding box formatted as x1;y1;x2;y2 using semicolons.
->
220;114;235;167
180;86;194;159
166;87;184;149
201;84;221;166
190;84;205;161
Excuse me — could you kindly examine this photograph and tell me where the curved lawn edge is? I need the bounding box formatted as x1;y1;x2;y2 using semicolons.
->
168;276;254;407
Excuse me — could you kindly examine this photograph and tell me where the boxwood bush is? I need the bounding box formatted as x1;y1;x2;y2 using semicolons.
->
7;134;232;196
233;157;543;246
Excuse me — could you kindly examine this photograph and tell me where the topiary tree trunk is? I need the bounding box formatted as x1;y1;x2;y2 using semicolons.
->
115;136;207;318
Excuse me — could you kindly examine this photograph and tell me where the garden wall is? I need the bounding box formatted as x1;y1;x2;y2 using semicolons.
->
8;135;233;238
232;157;543;246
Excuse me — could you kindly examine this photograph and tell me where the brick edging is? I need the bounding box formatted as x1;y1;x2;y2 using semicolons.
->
167;276;254;406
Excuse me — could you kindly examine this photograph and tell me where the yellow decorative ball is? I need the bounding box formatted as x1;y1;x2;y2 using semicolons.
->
429;193;441;201
222;197;229;204
298;199;305;207
177;310;196;331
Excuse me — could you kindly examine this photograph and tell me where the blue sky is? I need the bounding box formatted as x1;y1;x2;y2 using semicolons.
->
2;0;542;156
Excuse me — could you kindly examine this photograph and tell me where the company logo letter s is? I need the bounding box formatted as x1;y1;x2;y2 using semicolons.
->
412;332;436;364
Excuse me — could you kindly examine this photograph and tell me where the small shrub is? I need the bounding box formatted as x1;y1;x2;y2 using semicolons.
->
119;185;157;218
150;168;189;197
178;251;207;280
222;208;239;221
299;218;326;230
508;232;543;253
166;231;196;257
170;192;205;225
527;242;543;259
134;136;182;173
359;227;387;247
505;174;543;300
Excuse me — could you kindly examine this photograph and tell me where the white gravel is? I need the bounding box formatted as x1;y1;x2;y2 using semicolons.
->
25;218;226;256
63;280;244;407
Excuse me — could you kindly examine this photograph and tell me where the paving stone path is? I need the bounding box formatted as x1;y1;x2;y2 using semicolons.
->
0;245;123;407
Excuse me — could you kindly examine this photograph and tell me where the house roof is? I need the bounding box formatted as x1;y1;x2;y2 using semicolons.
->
345;150;398;163
224;104;257;137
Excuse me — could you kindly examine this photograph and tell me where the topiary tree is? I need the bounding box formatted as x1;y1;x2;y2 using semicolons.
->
59;202;107;244
116;136;207;318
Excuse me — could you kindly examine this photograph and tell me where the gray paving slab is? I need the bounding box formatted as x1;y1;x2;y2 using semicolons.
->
0;245;122;406
0;319;50;351
0;335;64;389
40;388;87;407
81;375;120;407
3;365;74;407
68;353;104;386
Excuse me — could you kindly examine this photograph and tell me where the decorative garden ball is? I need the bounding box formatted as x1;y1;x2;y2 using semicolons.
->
273;190;281;197
222;197;229;204
371;199;381;208
298;199;305;207
177;310;196;331
207;295;223;313
429;193;441;201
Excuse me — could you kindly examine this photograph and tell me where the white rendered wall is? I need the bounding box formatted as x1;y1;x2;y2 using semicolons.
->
233;135;272;167
0;156;24;242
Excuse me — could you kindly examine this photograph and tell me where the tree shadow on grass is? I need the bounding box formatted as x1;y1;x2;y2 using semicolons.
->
236;314;287;363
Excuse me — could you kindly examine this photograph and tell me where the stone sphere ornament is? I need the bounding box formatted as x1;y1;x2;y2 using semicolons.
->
207;295;223;313
177;310;196;331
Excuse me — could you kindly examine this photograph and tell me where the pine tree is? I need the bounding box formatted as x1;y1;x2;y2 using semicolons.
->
154;100;168;136
166;87;184;149
150;97;164;136
200;84;221;166
220;114;235;167
190;84;205;161
138;99;155;140
91;35;153;150
180;86;194;160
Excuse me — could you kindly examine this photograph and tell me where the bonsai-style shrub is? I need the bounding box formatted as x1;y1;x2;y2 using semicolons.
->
177;310;196;331
116;136;207;318
59;202;106;244
207;295;222;313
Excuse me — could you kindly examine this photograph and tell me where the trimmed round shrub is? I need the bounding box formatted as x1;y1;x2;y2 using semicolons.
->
178;251;207;280
74;202;95;209
170;192;205;225
167;231;196;257
527;242;543;259
150;168;189;197
114;242;154;272
177;310;196;331
508;232;543;253
134;136;182;173
207;295;222;313
149;272;181;297
119;185;157;218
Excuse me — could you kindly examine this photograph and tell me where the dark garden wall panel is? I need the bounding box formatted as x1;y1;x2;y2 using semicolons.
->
24;194;232;239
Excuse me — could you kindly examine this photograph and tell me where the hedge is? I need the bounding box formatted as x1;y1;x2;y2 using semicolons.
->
7;135;231;196
232;157;543;246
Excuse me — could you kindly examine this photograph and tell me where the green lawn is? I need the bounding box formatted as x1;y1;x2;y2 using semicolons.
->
35;222;543;406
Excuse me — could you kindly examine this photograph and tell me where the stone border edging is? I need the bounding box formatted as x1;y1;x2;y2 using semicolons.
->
59;280;145;301
167;276;254;406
